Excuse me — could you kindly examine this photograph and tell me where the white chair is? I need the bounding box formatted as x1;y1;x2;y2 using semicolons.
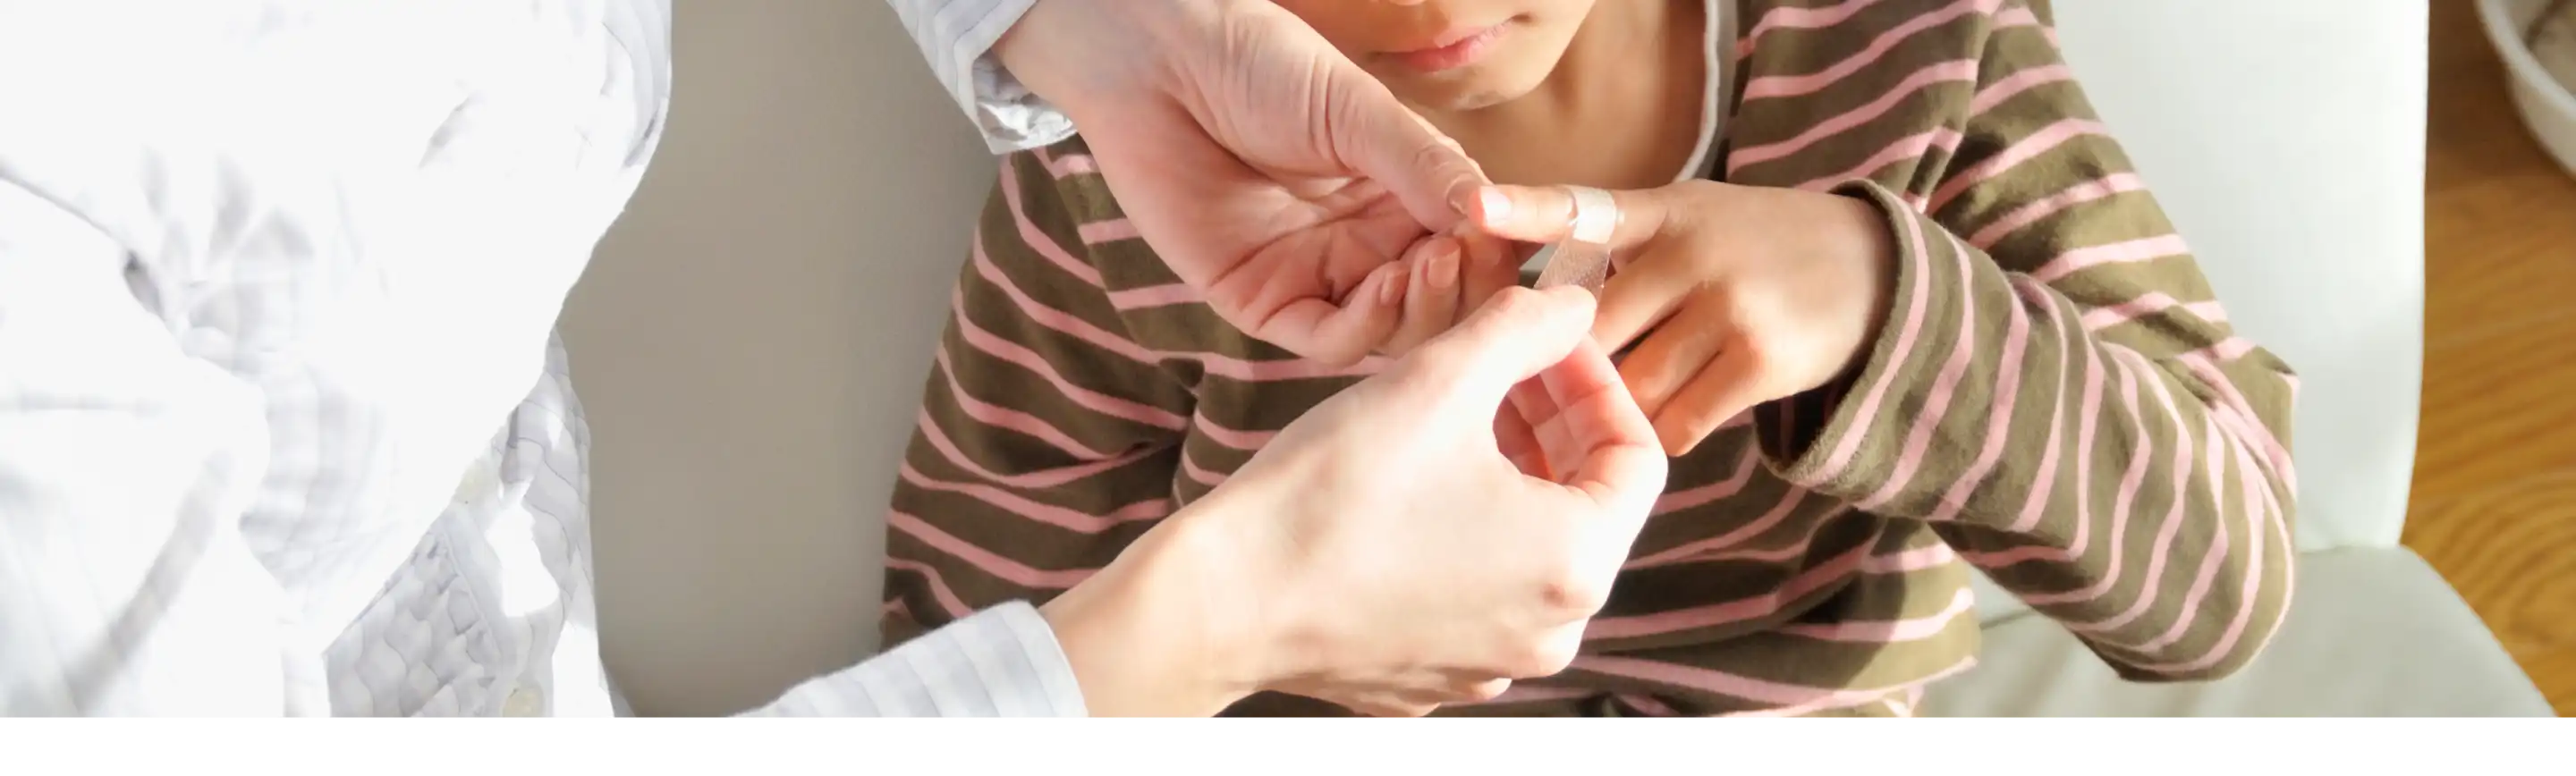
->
1922;0;2553;717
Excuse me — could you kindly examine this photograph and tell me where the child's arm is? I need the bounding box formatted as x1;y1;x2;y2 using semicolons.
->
1765;3;2296;681
879;151;1198;646
1473;2;2292;684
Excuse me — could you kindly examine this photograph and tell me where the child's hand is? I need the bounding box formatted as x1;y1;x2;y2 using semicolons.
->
1372;230;1525;358
1470;181;1901;456
1367;230;1539;478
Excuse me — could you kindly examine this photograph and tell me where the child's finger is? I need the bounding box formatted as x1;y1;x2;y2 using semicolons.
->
1653;348;1767;457
1589;247;1696;356
1287;259;1409;367
1386;237;1463;356
1614;298;1734;421
1457;232;1521;318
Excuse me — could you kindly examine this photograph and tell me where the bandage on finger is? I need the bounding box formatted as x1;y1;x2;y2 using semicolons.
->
1531;185;1618;296
1532;239;1612;295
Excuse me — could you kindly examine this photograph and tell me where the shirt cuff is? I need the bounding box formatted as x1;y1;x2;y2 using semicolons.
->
912;0;1077;154
1755;179;1961;502
747;600;1089;717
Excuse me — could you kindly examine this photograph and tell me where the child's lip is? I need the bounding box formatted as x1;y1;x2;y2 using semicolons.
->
1384;22;1508;73
1405;21;1506;53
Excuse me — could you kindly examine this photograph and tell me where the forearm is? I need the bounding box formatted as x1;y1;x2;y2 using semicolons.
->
752;500;1256;718
881;0;1074;153
1761;181;2297;679
1746;4;2299;679
775;135;1225;718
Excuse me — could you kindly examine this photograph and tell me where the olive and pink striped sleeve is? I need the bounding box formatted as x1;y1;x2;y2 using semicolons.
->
1754;0;2299;680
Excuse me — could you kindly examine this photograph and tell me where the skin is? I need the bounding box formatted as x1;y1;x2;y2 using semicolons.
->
988;0;1489;368
1277;0;1708;190
1475;181;1898;456
1031;288;1669;716
975;0;1897;714
1277;0;1902;454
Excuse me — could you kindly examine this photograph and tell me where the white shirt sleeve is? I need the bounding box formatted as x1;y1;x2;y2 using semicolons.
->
741;601;1089;717
879;0;1076;153
0;180;292;717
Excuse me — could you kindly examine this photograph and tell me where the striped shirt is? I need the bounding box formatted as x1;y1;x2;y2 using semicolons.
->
878;0;2299;717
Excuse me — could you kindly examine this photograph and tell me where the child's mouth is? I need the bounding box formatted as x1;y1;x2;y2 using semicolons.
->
1386;22;1509;73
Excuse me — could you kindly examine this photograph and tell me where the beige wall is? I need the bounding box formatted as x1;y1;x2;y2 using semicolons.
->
562;1;992;717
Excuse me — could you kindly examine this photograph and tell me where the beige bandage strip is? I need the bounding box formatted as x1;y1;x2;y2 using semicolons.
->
1531;185;1618;294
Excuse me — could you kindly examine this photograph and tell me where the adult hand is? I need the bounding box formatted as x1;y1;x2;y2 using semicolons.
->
994;0;1491;367
1038;287;1669;717
1471;181;1902;456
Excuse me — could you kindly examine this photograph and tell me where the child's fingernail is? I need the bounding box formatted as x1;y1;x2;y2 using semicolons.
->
1479;189;1512;225
1428;242;1459;289
1380;266;1408;305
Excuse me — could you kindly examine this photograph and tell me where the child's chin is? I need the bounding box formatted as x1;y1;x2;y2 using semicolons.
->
1394;72;1546;114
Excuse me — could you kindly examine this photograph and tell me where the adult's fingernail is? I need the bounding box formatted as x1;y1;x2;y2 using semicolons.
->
1449;187;1478;219
1479;189;1512;226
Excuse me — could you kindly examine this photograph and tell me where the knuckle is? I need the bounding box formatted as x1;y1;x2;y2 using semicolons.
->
1512;633;1581;679
1479;285;1543;320
1537;577;1585;614
1538;562;1613;616
1733;335;1771;367
1402;343;1476;384
1462;679;1510;703
1408;140;1459;180
1365;698;1436;718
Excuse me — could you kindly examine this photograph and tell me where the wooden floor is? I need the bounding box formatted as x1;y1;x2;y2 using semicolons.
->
2407;0;2576;716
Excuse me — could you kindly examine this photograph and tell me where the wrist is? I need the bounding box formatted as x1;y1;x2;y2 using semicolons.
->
989;0;1072;101
992;0;1195;117
1823;191;1902;375
1038;499;1266;716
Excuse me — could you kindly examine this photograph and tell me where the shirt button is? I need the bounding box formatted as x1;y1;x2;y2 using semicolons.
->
503;687;546;717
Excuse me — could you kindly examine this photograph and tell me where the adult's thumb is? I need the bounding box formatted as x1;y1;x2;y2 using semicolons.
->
1469;183;1665;249
1328;64;1487;231
1407;286;1597;403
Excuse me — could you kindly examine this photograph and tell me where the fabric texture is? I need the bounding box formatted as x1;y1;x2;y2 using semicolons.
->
1923;547;2551;717
2;0;1091;720
749;600;1086;716
0;0;670;717
879;0;1067;153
